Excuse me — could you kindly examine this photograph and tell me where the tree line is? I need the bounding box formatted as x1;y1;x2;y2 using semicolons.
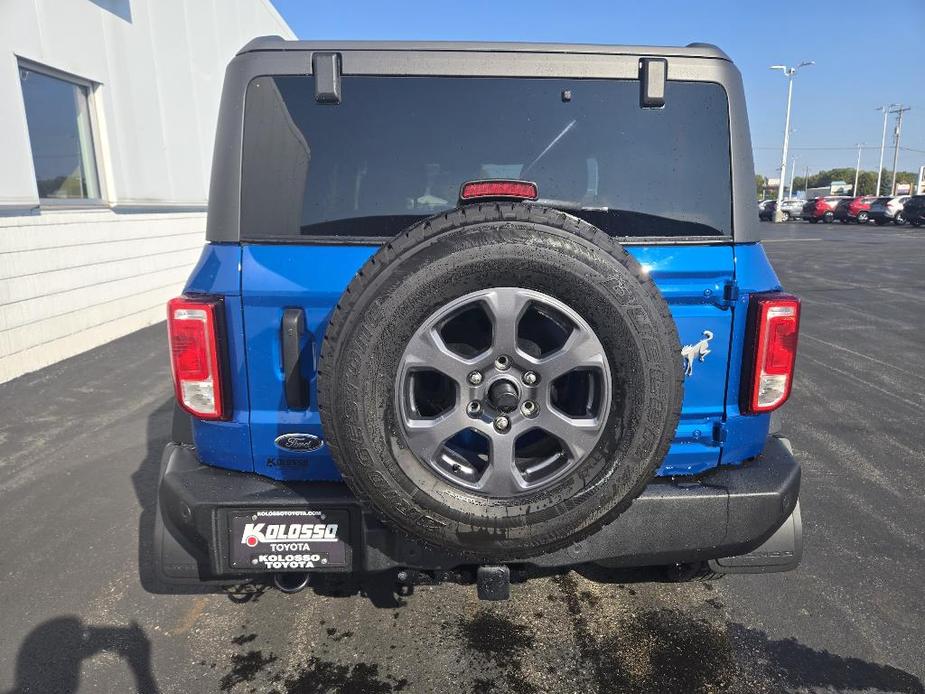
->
756;168;919;199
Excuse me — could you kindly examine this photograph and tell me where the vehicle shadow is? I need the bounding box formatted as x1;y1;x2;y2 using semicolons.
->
729;620;925;694
548;574;925;693
132;397;218;596
5;617;159;694
133;398;173;594
302;574;408;608
573;562;702;584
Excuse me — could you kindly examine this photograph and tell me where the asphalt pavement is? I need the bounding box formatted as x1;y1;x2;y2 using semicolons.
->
1;221;923;693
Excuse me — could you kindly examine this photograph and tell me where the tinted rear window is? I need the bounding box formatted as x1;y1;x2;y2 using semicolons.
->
241;76;732;241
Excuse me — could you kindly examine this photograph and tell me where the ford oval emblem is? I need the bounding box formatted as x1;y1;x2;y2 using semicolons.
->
274;433;324;452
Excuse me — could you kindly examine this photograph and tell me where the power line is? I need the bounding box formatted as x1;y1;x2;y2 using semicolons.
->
754;145;881;150
755;145;923;153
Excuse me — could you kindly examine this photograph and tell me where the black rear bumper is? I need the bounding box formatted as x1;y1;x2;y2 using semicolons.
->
153;436;801;587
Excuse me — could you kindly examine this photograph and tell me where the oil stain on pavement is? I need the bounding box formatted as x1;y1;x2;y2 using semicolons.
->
183;571;923;694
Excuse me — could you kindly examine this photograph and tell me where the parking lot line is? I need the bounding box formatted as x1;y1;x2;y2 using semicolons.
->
800;333;925;381
798;352;924;410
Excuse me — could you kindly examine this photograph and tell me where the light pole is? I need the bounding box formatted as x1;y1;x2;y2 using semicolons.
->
771;61;814;222
853;143;863;196
876;104;899;195
889;105;911;195
789;155;799;198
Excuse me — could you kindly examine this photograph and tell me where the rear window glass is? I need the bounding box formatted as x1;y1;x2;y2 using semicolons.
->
241;76;732;241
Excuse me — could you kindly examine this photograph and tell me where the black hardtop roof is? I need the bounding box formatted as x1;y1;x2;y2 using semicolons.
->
237;36;731;61
208;35;761;244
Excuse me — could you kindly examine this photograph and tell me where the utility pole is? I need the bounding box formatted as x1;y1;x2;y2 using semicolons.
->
803;166;810;195
771;61;814;221
889;105;911;195
853;143;863;196
876;104;898;195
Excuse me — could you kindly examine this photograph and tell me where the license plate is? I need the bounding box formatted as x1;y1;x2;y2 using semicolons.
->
229;509;349;570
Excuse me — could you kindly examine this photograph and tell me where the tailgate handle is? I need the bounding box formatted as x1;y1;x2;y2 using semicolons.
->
281;308;309;410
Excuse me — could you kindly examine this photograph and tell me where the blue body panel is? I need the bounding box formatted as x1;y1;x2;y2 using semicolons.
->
184;244;253;472
720;243;780;464
240;245;375;480
187;241;783;480
631;246;734;474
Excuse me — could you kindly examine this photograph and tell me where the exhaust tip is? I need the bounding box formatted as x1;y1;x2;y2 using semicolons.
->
272;572;310;593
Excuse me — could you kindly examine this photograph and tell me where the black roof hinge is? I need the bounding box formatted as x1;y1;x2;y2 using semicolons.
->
639;58;667;108
722;280;739;307
312;52;342;104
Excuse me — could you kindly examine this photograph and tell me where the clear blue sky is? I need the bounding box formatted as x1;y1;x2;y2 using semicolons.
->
270;0;925;180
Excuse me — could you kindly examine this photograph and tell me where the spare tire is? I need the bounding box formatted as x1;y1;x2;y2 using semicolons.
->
318;204;683;559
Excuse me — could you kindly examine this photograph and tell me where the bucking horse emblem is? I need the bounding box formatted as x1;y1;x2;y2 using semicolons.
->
681;330;713;377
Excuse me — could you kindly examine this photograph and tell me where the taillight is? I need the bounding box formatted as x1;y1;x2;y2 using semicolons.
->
167;296;227;420
459;179;538;202
741;293;800;414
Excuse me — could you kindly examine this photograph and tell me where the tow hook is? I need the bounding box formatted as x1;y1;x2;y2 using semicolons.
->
272;572;310;593
476;565;511;601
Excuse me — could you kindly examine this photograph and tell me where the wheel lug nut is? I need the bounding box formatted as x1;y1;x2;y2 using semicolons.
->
523;371;538;386
467;370;483;385
467;401;482;417
494;415;510;432
520;400;537;417
495;355;511;371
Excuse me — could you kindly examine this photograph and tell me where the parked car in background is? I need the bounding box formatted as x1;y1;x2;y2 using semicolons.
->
833;198;853;224
844;196;877;224
778;198;805;221
802;196;844;223
903;195;925;227
759;199;776;221
758;198;803;222
869;196;911;225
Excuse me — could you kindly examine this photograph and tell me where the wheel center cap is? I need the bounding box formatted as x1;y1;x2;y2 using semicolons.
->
488;379;520;413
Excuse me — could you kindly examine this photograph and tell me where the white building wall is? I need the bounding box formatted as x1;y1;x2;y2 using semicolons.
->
0;0;294;383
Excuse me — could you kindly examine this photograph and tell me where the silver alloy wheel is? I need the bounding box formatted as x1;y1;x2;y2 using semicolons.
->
395;287;612;497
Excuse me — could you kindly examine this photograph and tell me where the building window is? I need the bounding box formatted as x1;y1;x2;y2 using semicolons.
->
19;64;101;201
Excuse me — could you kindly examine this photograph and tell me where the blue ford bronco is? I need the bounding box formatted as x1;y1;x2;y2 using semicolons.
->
155;39;803;600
